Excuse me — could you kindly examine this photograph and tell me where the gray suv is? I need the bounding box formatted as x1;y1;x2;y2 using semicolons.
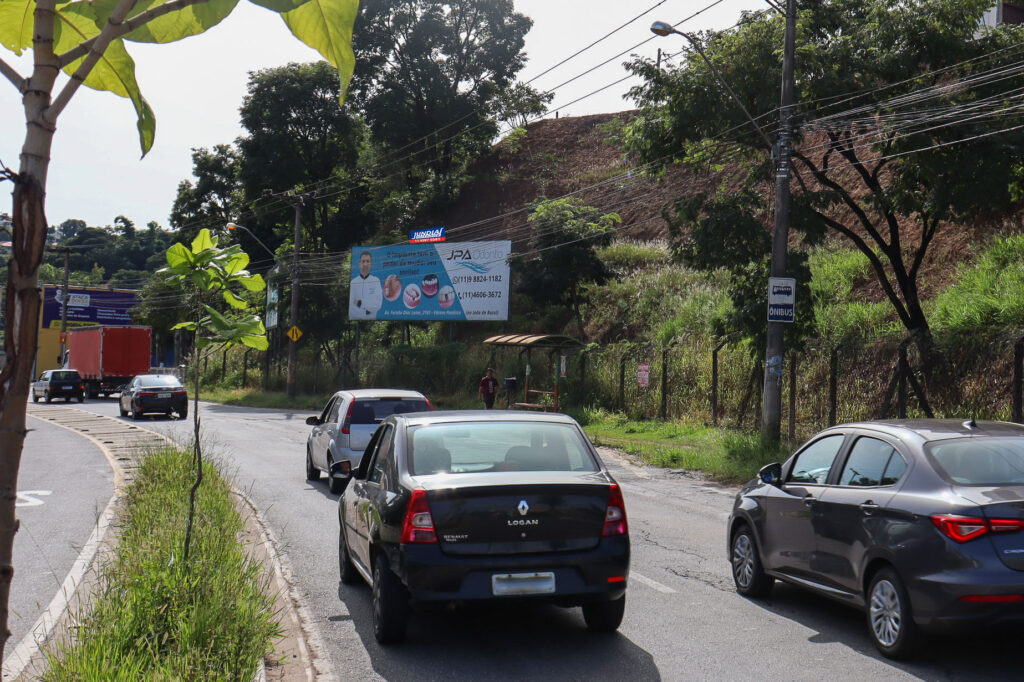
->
305;389;431;493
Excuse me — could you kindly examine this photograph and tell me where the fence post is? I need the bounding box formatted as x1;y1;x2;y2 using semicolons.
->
660;347;668;420
1014;336;1024;423
619;353;627;412
788;352;797;441
828;347;838;426
712;339;727;427
897;347;908;419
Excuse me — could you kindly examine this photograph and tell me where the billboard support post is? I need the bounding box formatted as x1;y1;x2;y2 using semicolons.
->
59;249;69;365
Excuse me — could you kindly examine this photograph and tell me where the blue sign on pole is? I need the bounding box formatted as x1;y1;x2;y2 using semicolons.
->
41;285;139;328
767;277;796;323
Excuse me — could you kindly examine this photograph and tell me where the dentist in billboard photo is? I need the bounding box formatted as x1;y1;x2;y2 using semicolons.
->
349;251;382;319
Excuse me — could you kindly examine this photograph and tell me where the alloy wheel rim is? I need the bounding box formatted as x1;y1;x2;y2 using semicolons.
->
869;579;901;647
732;533;755;588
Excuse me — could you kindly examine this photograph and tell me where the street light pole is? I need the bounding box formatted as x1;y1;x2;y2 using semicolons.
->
761;0;797;442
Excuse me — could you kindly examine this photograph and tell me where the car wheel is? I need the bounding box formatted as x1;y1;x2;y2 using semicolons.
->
76;395;84;403
730;525;774;597
32;392;39;403
306;449;320;482
179;406;188;420
582;595;626;633
131;403;141;420
867;567;921;660
44;391;51;404
119;402;128;417
66;396;71;403
339;525;359;585
327;455;345;494
372;555;408;644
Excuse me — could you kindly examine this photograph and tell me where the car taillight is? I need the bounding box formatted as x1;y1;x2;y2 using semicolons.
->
602;483;628;537
80;384;85;390
341;401;355;435
138;391;156;397
959;594;1024;603
931;514;1024;543
400;489;437;543
173;390;187;396
425;398;434;410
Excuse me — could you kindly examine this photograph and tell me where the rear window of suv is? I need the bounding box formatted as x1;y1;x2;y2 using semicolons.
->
50;371;81;382
408;421;599;475
349;398;430;425
927;438;1024;485
139;376;183;388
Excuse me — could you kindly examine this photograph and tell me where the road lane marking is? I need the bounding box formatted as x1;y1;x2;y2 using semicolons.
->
15;490;52;507
631;571;676;593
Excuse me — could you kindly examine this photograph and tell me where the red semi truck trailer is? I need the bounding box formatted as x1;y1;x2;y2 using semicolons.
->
67;326;152;398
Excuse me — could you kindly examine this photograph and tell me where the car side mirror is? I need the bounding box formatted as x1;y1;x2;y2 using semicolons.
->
759;462;782;486
305;416;319;426
330;459;351;480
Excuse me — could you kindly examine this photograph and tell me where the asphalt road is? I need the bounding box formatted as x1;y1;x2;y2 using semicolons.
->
52;398;1024;681
11;415;114;649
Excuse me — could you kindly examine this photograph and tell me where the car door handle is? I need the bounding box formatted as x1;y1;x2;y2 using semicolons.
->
803;495;815;507
859;501;879;515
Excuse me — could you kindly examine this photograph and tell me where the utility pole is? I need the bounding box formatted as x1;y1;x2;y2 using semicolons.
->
761;0;798;442
274;191;308;400
60;248;69;365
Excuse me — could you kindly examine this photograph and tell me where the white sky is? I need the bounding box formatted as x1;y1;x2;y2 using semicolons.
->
0;0;764;229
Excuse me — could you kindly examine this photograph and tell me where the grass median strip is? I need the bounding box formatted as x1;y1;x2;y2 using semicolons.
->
580;411;792;484
41;446;281;680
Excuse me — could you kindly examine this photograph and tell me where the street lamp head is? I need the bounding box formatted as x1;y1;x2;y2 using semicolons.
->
226;222;240;231
650;21;677;37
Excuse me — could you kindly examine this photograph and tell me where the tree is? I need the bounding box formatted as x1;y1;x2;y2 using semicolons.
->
350;0;532;202
519;197;620;338
160;228;267;562
170;145;242;246
495;82;553;129
0;0;357;658
626;0;1024;369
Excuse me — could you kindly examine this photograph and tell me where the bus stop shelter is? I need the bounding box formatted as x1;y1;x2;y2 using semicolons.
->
482;334;584;411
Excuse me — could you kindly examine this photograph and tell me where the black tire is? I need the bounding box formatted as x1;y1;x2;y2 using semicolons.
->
76;395;84;403
119;402;128;417
179;406;187;420
867;567;922;660
306;449;320;482
131;403;141;420
730;525;775;598
582;595;626;633
66;397;71;403
372;555;408;644
327;455;345;494
44;392;51;404
32;393;39;403
339;525;359;585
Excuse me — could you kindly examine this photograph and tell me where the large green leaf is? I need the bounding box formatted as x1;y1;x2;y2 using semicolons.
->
165;243;195;269
55;3;155;155
224;251;249;276
248;0;308;12
222;289;248;309
191;228;215;253
0;0;34;55
281;0;357;102
240;334;269;350
89;0;239;44
237;273;266;292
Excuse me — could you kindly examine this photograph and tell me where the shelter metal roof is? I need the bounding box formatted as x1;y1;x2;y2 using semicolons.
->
483;334;584;349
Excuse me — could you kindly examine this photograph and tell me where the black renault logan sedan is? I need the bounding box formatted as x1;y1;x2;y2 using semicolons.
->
337;410;630;644
728;419;1024;659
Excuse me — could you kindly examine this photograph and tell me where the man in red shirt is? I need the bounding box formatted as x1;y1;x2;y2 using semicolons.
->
478;367;500;409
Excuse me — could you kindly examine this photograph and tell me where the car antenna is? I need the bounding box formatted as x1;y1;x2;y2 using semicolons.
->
962;418;977;429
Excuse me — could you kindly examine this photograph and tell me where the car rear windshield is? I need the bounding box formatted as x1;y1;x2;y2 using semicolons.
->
349;398;429;424
927;438;1024;486
407;422;599;475
139;376;183;388
51;371;80;381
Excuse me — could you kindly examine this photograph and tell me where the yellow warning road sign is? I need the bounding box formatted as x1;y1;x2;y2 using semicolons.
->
286;325;303;342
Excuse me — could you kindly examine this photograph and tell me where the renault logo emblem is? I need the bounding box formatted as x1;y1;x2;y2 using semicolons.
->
517;500;529;516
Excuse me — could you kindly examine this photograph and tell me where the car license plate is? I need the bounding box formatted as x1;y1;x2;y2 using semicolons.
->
157;392;171;398
63;385;73;389
491;572;555;596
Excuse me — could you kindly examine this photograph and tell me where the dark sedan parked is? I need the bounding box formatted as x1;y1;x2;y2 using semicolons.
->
728;419;1024;659
32;369;85;403
119;374;187;419
337;410;630;644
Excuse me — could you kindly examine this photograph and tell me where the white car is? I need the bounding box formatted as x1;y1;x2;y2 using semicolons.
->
305;389;432;493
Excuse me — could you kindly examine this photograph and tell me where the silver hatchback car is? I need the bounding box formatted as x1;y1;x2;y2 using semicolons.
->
305;389;431;493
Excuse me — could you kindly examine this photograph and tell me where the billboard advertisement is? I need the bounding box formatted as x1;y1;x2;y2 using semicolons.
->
349;241;511;321
40;285;140;329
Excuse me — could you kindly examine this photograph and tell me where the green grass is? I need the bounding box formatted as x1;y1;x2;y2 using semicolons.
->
43;447;281;680
579;408;791;484
200;387;329;411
